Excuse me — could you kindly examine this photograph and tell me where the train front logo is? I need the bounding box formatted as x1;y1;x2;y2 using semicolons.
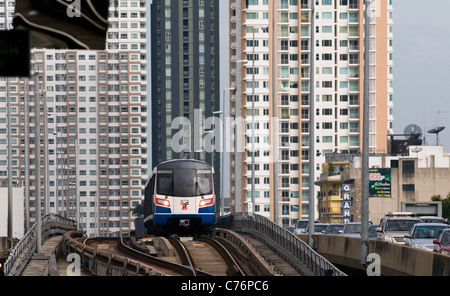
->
181;201;189;210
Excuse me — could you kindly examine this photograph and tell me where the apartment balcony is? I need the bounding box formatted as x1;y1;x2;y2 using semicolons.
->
348;73;360;80
300;2;311;10
349;127;360;134
349;58;359;65
348;44;359;52
348;3;359;10
301;13;310;23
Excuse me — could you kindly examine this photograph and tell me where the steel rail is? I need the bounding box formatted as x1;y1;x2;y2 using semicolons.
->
64;230;208;276
167;237;216;276
200;237;246;276
117;237;202;276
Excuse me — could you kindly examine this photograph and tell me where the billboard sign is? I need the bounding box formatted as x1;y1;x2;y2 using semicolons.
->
369;168;391;198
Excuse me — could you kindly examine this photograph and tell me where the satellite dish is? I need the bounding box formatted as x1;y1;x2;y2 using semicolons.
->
411;147;422;154
427;126;445;145
427;126;445;134
404;124;422;140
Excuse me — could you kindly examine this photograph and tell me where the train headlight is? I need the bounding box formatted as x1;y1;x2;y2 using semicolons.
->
199;198;214;207
156;198;170;207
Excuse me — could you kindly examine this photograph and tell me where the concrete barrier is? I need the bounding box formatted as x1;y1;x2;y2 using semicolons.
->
297;234;450;276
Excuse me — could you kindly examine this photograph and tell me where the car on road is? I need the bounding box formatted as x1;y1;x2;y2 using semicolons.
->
369;224;379;239
419;216;446;224
405;223;450;251
433;229;450;255
285;226;295;234
325;224;345;235
304;223;329;234
339;222;361;237
294;219;319;235
377;214;421;244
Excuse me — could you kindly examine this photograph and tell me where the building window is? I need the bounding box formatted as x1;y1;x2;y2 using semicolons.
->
402;160;415;174
402;184;415;192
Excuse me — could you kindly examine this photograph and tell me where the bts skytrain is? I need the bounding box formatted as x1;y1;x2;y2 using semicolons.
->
143;159;216;235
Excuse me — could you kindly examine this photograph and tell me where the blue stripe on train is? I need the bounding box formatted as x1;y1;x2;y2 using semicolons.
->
154;205;215;214
199;205;215;214
155;205;172;214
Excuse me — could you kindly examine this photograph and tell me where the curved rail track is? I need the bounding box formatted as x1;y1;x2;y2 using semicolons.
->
65;231;205;276
64;230;248;276
168;237;246;276
199;237;246;276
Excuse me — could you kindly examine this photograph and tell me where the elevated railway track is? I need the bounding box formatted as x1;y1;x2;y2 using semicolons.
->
64;229;273;276
4;213;346;277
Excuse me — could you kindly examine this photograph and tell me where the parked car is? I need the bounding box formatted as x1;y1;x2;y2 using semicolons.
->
377;213;421;244
325;224;345;235
419;216;445;224
339;222;361;237
304;223;328;234
294;219;319;235
405;223;450;251
369;224;379;239
433;229;450;255
285;226;295;234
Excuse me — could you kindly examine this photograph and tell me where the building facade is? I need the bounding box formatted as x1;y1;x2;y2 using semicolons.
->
229;0;394;226
317;145;450;224
0;0;148;237
150;0;221;204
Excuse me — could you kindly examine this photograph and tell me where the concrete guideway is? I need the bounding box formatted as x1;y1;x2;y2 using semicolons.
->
4;214;78;276
21;235;63;276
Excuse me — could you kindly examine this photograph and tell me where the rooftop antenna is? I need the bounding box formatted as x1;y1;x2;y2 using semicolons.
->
422;109;428;146
427;111;446;145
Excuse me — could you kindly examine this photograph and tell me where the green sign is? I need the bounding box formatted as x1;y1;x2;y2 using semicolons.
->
369;168;391;198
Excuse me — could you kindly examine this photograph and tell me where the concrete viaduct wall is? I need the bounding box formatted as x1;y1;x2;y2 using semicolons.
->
298;234;450;276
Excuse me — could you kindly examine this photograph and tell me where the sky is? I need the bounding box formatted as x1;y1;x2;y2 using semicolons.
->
393;0;450;153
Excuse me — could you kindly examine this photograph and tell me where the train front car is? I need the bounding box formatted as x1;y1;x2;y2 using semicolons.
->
144;160;216;236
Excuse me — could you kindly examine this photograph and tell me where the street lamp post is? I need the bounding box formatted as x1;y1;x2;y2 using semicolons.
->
34;72;42;254
6;78;13;247
361;0;373;266
212;110;223;217
308;0;316;248
45;112;51;215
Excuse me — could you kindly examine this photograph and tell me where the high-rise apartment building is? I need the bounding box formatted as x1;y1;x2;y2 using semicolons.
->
230;0;394;226
150;0;221;201
0;0;148;237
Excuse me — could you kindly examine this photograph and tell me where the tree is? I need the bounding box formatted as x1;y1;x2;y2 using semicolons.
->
431;194;450;219
132;202;144;217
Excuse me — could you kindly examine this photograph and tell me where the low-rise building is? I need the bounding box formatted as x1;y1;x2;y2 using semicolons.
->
316;146;450;224
0;182;25;253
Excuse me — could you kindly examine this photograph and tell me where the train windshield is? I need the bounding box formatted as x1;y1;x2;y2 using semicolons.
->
157;168;212;197
195;169;213;196
156;170;174;196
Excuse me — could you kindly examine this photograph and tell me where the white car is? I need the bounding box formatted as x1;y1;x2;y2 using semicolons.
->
377;216;420;244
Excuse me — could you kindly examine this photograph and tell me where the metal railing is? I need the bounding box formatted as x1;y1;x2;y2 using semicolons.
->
217;213;346;276
3;213;77;276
